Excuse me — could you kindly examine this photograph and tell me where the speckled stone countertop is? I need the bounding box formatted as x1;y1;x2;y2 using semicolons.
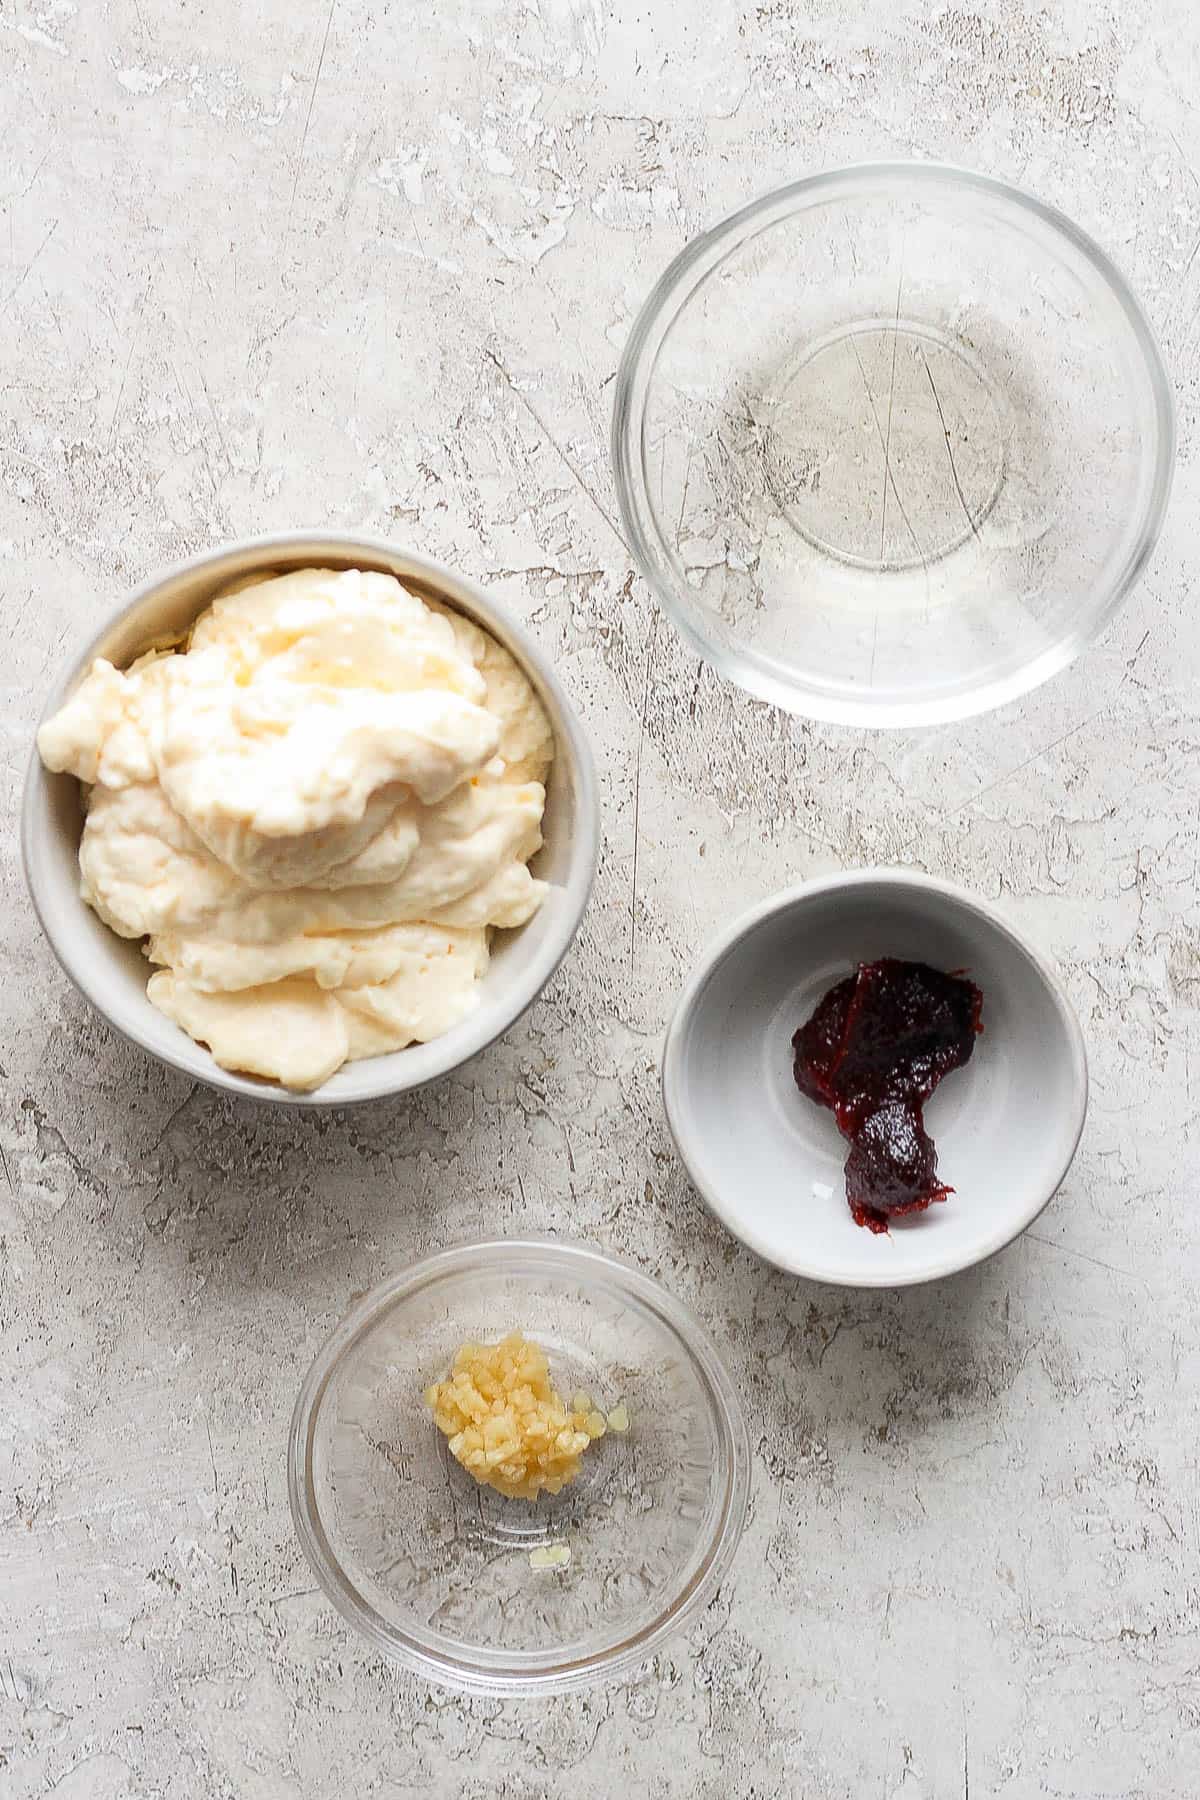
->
2;3;1199;1796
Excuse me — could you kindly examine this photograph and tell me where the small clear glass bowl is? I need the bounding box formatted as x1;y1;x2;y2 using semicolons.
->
288;1239;750;1696
612;163;1174;727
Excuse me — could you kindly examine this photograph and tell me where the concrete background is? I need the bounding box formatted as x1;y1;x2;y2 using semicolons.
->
2;1;1199;1794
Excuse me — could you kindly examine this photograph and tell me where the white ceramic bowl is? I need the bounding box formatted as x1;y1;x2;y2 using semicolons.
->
662;871;1088;1287
22;532;599;1106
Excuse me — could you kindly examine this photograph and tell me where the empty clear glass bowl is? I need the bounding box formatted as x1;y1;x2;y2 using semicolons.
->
288;1239;749;1695
612;163;1174;726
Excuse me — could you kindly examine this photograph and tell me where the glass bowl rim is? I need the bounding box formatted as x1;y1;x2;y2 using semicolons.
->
610;159;1177;728
287;1236;752;1696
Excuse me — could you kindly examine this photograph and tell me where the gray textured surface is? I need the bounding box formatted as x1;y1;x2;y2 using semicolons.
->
2;2;1199;1795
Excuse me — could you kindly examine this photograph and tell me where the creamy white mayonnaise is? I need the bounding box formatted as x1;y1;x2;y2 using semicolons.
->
38;568;553;1089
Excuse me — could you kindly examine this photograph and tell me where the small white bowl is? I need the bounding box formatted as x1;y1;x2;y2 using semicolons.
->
662;870;1087;1287
22;532;599;1107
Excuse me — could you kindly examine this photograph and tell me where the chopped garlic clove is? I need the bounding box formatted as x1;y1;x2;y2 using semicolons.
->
529;1543;571;1571
425;1332;608;1500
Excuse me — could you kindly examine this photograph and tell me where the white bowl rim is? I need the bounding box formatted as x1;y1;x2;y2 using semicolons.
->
661;867;1090;1287
287;1235;752;1696
21;530;600;1107
612;159;1177;728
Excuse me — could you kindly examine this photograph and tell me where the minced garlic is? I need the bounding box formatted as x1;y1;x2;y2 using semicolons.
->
529;1543;571;1570
424;1332;607;1500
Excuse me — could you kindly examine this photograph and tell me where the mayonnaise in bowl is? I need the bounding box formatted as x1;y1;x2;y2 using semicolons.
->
37;567;554;1091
